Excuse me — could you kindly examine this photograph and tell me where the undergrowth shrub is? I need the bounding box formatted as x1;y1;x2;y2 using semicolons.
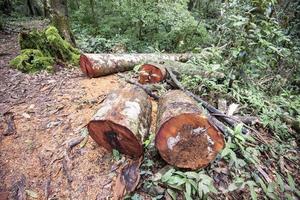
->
71;0;211;53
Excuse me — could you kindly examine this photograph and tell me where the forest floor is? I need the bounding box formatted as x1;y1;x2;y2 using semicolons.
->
0;20;141;199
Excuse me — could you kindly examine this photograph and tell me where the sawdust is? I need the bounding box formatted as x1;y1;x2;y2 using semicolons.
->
0;27;136;199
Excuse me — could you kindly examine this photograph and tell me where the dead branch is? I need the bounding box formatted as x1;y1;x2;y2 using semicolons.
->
118;73;159;100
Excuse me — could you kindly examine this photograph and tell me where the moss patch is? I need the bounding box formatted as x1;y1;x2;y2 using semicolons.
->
10;26;80;73
10;49;54;73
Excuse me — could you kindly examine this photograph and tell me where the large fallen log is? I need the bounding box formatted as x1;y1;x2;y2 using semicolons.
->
87;86;152;158
80;53;194;78
138;61;225;84
155;90;225;169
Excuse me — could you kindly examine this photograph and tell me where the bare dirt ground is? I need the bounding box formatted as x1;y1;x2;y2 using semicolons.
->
0;23;136;199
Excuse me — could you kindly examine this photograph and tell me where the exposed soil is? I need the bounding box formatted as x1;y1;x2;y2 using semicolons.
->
0;22;139;199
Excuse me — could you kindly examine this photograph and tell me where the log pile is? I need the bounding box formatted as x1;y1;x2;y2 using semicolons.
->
83;53;245;198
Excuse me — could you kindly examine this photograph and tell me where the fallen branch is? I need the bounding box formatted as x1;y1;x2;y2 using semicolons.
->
118;73;159;100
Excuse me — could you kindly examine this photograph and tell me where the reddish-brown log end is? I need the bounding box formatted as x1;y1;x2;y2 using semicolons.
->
80;54;95;78
155;113;225;170
88;120;143;158
138;64;166;84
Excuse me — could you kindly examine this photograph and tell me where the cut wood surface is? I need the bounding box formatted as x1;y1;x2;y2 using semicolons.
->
80;53;194;78
87;86;152;158
155;90;225;170
139;63;167;84
138;61;225;84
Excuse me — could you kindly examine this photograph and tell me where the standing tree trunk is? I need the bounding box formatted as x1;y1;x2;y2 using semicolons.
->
155;90;225;170
87;86;152;158
43;0;49;17
49;0;76;46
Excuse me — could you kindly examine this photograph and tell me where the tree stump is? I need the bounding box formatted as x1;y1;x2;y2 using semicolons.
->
155;90;225;169
87;86;152;158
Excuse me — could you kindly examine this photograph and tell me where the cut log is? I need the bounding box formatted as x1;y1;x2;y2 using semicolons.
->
155;90;225;169
80;53;194;78
138;61;225;84
87;86;152;158
139;63;167;84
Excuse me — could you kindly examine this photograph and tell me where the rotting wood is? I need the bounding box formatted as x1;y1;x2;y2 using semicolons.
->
138;61;225;84
155;90;225;170
113;157;143;200
80;53;194;78
87;86;152;158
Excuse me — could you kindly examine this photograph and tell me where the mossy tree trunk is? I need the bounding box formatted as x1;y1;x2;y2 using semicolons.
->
49;0;76;47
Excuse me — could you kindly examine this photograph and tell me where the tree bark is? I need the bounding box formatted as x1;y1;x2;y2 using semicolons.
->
138;61;225;84
80;53;194;78
43;0;49;17
155;90;225;170
49;0;76;46
87;86;152;158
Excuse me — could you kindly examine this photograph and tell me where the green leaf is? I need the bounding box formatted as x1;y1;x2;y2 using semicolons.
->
184;192;193;200
112;149;121;161
287;173;296;191
161;168;175;182
234;123;244;135
185;182;192;197
275;173;285;192
166;189;177;200
228;183;239;192
247;181;257;200
167;175;186;186
185;171;199;180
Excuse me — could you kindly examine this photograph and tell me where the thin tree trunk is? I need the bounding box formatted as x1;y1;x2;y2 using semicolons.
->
49;0;76;46
27;0;35;16
43;0;49;17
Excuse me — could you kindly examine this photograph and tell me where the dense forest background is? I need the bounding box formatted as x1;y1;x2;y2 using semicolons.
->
1;0;299;199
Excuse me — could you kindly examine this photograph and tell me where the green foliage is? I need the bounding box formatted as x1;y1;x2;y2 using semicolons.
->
11;26;80;73
71;0;211;53
20;26;80;65
10;49;54;73
159;168;218;199
112;149;121;161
